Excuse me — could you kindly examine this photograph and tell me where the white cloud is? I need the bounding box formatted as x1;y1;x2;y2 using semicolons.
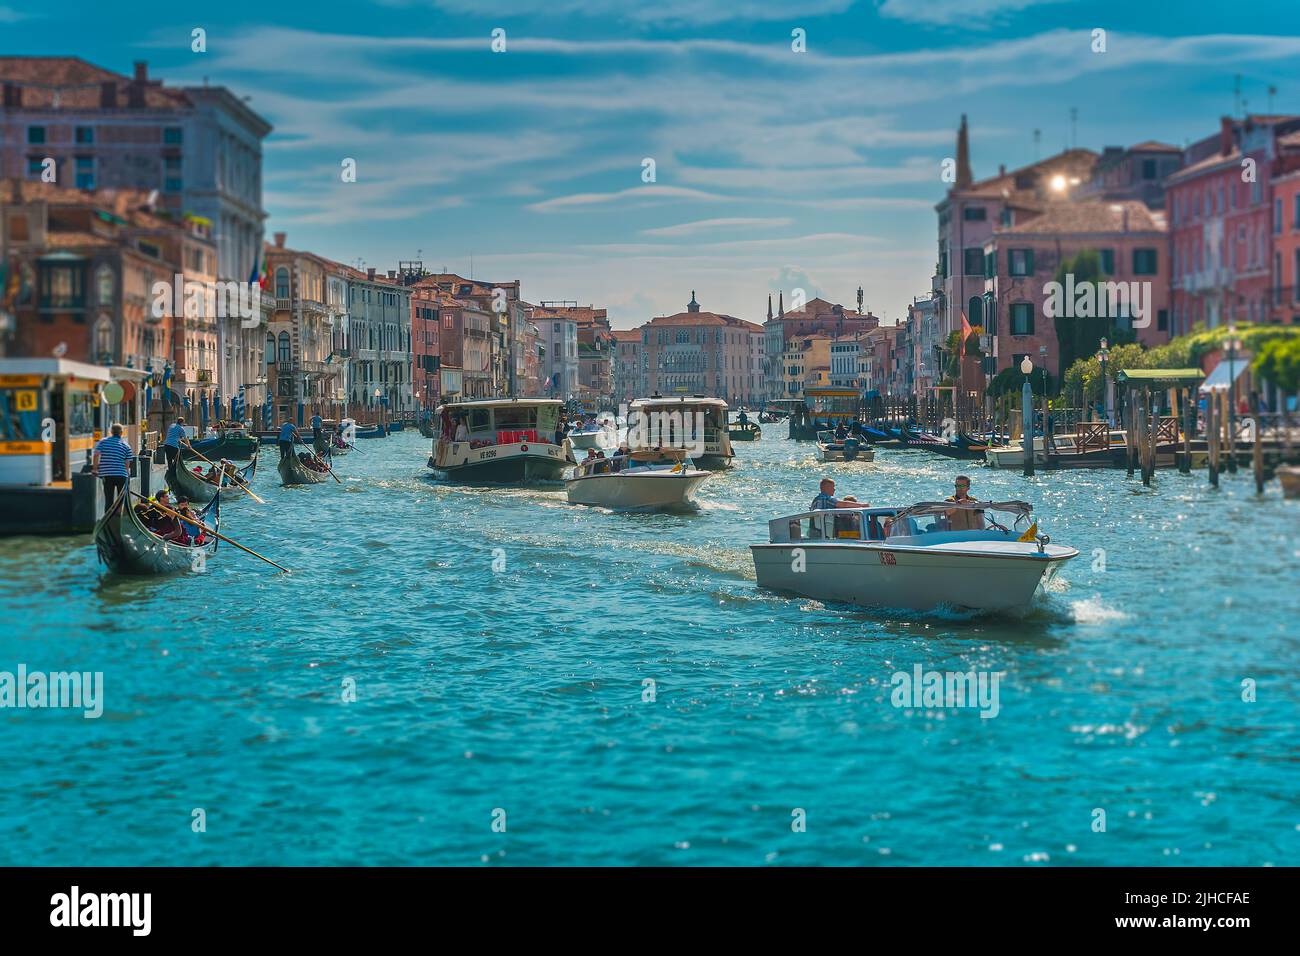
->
641;217;793;237
407;0;857;27
528;185;729;212
875;0;1068;26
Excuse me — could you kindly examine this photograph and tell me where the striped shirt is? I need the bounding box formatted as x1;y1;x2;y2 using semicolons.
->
164;423;186;448
94;436;134;477
810;492;838;511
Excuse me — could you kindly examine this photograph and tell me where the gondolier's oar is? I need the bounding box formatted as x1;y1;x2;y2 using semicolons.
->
130;491;290;573
295;434;343;483
180;441;267;504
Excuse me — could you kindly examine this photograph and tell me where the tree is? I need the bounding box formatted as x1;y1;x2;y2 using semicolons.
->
1254;337;1300;394
1051;249;1136;392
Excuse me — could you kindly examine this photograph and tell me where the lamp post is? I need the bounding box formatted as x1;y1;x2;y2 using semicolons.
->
374;387;383;430
1021;355;1034;477
1096;337;1110;425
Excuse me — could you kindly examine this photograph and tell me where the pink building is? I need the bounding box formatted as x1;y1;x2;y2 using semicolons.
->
1269;136;1300;323
1166;115;1300;334
983;200;1170;380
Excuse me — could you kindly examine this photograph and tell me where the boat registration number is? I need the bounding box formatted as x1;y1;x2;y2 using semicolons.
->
480;449;497;459
878;551;897;565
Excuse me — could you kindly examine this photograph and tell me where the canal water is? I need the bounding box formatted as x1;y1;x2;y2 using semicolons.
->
0;431;1295;866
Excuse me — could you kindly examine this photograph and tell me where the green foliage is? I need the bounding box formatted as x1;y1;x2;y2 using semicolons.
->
988;366;1054;398
1050;249;1137;390
1059;322;1300;404
1253;337;1300;393
944;326;984;379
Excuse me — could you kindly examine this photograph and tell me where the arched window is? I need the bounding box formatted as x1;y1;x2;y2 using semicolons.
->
967;296;982;329
94;314;113;360
277;331;290;363
265;333;275;364
275;267;290;299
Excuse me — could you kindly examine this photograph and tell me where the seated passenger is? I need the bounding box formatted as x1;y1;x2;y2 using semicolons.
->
811;478;839;510
944;475;985;531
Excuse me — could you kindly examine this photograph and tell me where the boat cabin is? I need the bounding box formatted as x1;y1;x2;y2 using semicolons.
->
436;397;566;448
627;394;731;460
767;501;1038;547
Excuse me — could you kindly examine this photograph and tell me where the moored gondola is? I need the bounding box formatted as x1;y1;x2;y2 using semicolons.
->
93;489;220;575
168;451;259;504
278;448;332;485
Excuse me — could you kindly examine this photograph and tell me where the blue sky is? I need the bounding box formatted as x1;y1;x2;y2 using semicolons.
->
4;0;1300;327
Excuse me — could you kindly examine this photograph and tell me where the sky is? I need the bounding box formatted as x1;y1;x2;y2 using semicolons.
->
4;0;1300;327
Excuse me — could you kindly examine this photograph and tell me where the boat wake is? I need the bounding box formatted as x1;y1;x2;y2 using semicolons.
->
1069;595;1131;624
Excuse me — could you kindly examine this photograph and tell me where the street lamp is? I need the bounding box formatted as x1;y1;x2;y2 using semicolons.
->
1222;324;1241;433
1020;356;1034;477
1096;337;1110;425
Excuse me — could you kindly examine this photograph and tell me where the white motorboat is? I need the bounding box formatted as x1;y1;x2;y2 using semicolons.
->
751;499;1077;612
985;431;1124;468
567;413;621;452
816;429;875;463
428;398;575;483
566;449;710;511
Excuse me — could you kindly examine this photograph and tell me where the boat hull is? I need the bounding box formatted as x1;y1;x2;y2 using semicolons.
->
1279;465;1300;499
428;440;572;484
168;454;258;503
277;453;331;485
750;541;1074;612
93;493;219;575
565;470;709;511
568;430;613;451
819;445;876;463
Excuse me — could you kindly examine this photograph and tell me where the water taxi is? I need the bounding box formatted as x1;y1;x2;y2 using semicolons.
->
565;448;710;511
428;397;575;483
567;414;620;452
0;358;159;535
628;394;732;469
816;429;875;463
751;500;1076;612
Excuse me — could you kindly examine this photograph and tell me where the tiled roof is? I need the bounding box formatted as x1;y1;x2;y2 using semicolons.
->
959;148;1099;198
0;56;190;110
998;199;1165;235
1128;140;1181;153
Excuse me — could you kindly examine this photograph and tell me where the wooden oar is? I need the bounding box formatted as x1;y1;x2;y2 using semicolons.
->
295;434;342;483
130;490;290;573
180;441;267;504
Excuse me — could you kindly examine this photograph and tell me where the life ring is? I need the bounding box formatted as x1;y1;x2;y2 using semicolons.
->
520;444;528;452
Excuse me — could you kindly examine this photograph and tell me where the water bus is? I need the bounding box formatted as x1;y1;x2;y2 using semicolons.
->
428;397;574;483
628;394;732;469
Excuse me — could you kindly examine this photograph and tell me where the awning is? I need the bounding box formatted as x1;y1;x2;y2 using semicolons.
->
1198;355;1252;392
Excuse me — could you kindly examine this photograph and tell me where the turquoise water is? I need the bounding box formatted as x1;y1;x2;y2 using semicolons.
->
0;431;1295;866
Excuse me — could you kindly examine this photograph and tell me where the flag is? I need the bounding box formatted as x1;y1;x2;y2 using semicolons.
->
959;310;972;359
1016;522;1038;542
247;255;259;286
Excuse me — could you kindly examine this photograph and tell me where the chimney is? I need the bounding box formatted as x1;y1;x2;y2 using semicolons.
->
368;268;376;281
134;61;148;84
273;232;286;248
998;164;1006;177
99;82;116;108
1220;116;1235;156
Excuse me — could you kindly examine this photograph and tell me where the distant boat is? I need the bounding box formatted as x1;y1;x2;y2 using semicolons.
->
184;425;258;461
1278;465;1300;499
628;395;733;469
816;429;874;463
278;450;332;486
168;452;259;503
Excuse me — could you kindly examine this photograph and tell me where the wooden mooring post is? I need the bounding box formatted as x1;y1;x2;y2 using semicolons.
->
1251;392;1265;495
1207;389;1219;488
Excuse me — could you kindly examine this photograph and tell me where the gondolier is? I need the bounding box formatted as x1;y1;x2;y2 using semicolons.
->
163;416;186;470
92;423;134;507
278;420;301;462
310;413;323;442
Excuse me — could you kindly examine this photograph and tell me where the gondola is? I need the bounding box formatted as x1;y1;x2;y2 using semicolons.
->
728;422;761;442
278;447;332;485
897;424;987;460
94;489;220;575
182;426;258;462
168;451;259;504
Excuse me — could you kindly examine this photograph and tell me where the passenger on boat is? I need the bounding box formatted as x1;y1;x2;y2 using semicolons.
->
173;497;205;545
834;422;849;440
454;418;470;442
812;479;868;510
554;414;569;446
441;408;455;441
944;476;984;531
738;409;749;426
